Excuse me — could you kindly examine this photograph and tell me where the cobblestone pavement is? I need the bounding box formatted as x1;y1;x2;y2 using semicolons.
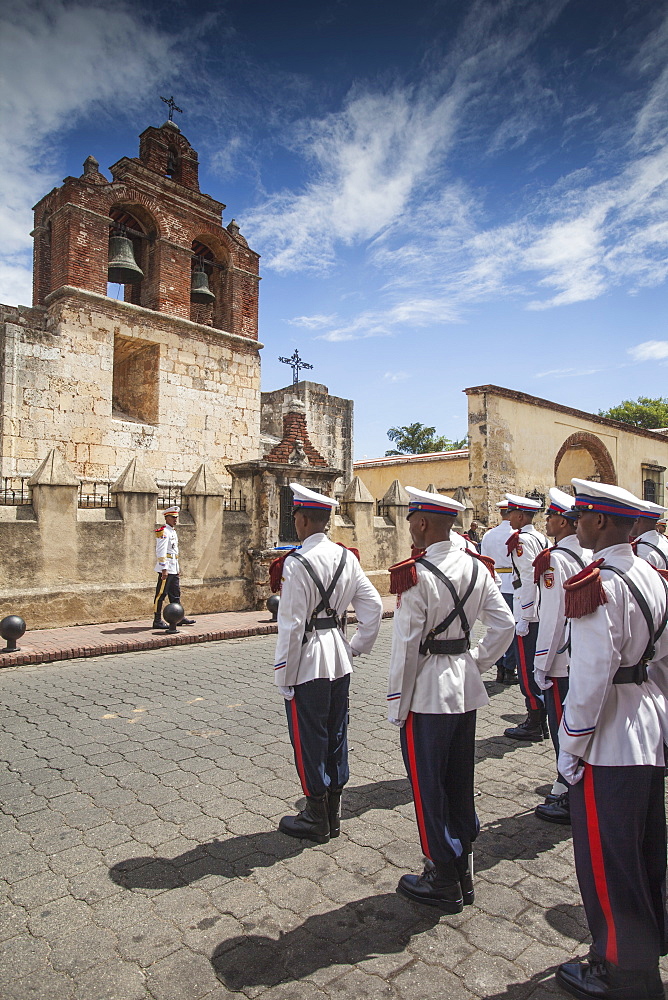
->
1;622;666;1000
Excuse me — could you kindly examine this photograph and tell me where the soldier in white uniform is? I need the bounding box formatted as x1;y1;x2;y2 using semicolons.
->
555;479;668;1000
632;499;668;570
387;487;515;912
152;506;195;629
503;493;548;741
532;488;591;825
270;484;383;844
480;500;517;684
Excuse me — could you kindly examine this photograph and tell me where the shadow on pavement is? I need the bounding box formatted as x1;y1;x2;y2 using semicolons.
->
475;810;573;874
544;902;589;942
110;779;414;890
464;967;561;1000
210;892;440;990
99;626;156;634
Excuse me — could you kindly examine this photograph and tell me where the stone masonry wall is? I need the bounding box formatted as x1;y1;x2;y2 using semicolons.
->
0;289;262;483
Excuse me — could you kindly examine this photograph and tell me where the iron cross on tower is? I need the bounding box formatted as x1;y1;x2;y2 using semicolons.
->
279;350;313;385
160;95;183;122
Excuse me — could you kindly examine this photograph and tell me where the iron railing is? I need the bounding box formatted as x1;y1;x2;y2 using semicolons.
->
157;484;185;511
222;489;246;512
78;481;117;508
0;477;32;506
376;501;391;518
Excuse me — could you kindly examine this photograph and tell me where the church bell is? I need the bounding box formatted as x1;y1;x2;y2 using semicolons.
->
108;235;144;284
190;267;215;305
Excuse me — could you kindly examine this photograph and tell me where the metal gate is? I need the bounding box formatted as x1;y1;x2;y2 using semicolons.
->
279;485;298;543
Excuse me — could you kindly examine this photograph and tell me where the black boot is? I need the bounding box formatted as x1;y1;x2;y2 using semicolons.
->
397;860;463;913
503;669;519;685
504;708;545;741
495;664;505;683
454;846;474;905
535;790;570;825
152;619;169;630
279;794;330;844
556;953;664;999
328;787;342;839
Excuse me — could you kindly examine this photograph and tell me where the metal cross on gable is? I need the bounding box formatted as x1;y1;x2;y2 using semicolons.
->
160;95;183;122
278;349;313;385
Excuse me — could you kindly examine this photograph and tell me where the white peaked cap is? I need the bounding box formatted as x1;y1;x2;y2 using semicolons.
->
290;483;339;510
505;492;542;511
571;479;644;519
405;486;465;515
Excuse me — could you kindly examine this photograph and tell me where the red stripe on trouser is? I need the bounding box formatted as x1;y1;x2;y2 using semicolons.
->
405;713;432;861
290;699;310;797
552;680;564;725
583;764;618;964
517;635;539;710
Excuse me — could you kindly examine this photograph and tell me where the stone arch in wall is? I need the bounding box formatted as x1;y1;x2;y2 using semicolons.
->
109;202;160;310
554;432;616;489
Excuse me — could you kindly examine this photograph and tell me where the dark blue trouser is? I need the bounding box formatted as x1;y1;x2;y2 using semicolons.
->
544;675;569;783
285;675;350;798
570;764;667;970
400;711;479;865
496;593;517;673
153;573;180;620
514;623;543;714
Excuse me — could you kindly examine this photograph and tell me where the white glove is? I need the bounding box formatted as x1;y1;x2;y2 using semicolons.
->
558;750;584;786
388;718;405;728
278;686;294;701
515;619;530;637
534;670;553;692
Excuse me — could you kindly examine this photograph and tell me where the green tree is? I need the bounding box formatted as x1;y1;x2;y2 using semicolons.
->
598;396;668;429
385;422;467;456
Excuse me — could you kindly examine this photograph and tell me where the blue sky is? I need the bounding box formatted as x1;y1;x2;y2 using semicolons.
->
2;0;668;458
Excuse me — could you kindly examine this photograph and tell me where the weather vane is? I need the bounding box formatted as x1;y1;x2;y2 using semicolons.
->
279;349;313;385
160;95;183;122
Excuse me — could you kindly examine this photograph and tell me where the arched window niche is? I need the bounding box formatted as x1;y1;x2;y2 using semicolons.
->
190;236;231;331
108;204;158;311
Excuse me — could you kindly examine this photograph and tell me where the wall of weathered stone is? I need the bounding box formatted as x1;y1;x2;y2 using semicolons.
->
0;288;262;484
465;385;668;524
261;382;353;491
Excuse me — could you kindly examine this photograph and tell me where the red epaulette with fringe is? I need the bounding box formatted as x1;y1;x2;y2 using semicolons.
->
411;545;426;560
155;526;165;535
564;558;607;618
506;530;521;555
653;566;668;582
389;557;418;596
533;545;554;584
337;542;360;561
269;549;297;593
467;550;496;577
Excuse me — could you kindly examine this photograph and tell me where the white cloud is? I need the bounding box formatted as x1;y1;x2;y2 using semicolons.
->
288;314;338;329
629;340;668;362
0;1;179;305
383;371;411;382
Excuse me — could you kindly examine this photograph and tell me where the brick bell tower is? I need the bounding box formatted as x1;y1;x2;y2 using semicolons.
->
0;119;263;484
32;119;259;337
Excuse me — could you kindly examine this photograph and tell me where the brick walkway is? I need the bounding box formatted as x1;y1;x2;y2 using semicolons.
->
0;597;397;669
3;621;666;999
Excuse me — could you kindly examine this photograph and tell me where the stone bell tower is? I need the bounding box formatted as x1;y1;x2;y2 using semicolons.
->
1;119;262;483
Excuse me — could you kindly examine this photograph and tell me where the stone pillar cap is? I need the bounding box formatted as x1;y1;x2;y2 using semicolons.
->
342;476;374;503
28;449;79;487
110;457;158;494
182;464;225;496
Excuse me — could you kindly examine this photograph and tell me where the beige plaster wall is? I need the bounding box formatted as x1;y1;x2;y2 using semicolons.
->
466;386;668;524
353;451;469;499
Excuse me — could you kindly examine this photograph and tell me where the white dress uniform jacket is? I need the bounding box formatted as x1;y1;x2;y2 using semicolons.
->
154;524;179;574
510;525;547;623
387;541;515;721
533;535;591;689
480;520;515;595
634;529;668;570
273;534;383;689
559;543;668;766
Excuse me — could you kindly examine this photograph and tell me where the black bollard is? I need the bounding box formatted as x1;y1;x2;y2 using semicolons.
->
162;602;184;635
266;595;279;622
0;615;26;654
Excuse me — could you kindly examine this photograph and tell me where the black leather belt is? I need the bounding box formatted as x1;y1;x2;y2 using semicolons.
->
306;617;340;632
422;637;470;655
613;663;648;685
